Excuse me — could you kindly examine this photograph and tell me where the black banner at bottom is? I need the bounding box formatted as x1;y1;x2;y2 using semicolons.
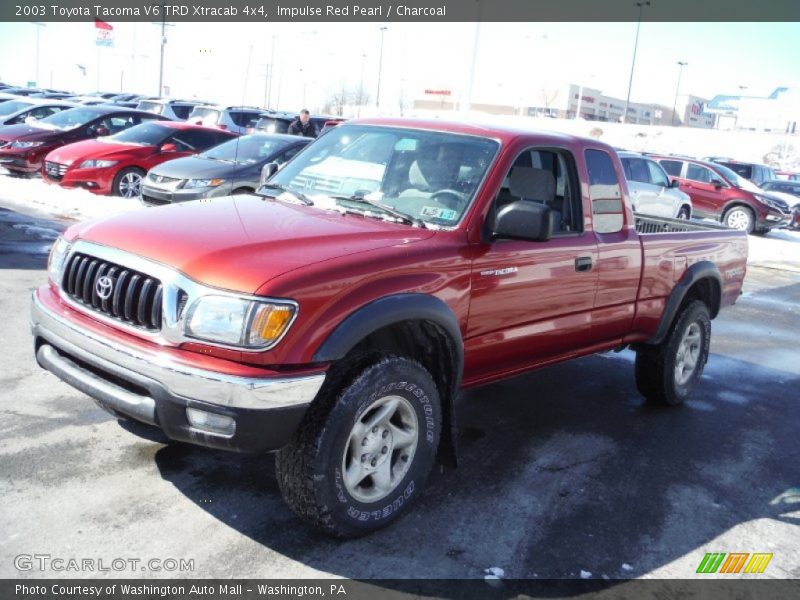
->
2;579;800;600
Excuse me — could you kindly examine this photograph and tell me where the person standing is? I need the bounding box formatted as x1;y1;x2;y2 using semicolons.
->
288;109;318;138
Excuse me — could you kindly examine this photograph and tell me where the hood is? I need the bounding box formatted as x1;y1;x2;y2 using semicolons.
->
0;123;58;142
149;155;244;180
765;191;800;208
47;139;154;165
68;194;436;294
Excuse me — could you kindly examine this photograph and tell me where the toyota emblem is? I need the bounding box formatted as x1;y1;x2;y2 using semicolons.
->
95;276;114;300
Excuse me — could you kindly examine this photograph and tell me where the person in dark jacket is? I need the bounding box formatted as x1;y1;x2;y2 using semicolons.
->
287;109;318;138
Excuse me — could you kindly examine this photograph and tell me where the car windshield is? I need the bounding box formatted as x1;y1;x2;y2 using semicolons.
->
0;100;33;116
137;101;164;114
263;124;499;228
719;162;753;180
714;164;761;192
106;122;171;145
201;135;292;165
34;107;104;131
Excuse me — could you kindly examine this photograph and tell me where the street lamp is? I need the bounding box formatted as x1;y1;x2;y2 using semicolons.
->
623;1;650;124
671;61;688;126
358;52;367;116
375;26;388;108
31;22;46;87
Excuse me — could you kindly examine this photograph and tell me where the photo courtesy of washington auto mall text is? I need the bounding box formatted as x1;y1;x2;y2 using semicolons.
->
1;0;799;599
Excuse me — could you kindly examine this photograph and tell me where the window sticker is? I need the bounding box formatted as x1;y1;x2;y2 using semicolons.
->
420;206;458;221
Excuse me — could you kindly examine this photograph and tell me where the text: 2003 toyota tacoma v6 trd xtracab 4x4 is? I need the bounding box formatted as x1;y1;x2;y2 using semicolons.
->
31;119;748;537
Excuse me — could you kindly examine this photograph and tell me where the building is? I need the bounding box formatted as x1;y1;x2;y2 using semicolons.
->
705;87;799;133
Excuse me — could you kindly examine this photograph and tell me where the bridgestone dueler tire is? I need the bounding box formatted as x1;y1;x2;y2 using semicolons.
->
635;300;711;406
275;356;442;538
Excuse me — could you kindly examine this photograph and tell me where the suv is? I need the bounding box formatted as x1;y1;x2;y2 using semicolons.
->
136;98;207;121
761;180;800;230
652;155;791;233
187;104;269;134
711;160;777;187
618;151;692;219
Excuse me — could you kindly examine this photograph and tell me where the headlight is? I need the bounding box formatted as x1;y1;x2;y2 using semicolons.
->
183;178;225;189
184;295;296;349
79;159;118;169
47;237;71;284
10;140;45;149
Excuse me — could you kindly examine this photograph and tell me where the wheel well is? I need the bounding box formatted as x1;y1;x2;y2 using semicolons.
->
681;277;721;318
680;204;691;214
345;320;459;467
232;186;255;194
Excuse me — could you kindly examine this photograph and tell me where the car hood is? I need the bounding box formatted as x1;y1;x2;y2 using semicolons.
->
0;123;59;143
765;191;800;209
148;155;243;180
67;194;436;294
46;139;153;164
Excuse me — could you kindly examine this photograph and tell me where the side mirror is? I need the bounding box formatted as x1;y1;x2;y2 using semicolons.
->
160;143;177;153
259;162;279;186
670;179;681;188
710;178;724;189
492;201;553;242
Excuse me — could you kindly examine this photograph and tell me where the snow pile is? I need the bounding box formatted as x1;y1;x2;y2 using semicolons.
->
0;171;143;222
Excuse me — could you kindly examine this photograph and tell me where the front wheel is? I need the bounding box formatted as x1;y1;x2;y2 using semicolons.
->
723;205;755;233
275;356;441;538
635;300;711;406
113;167;145;198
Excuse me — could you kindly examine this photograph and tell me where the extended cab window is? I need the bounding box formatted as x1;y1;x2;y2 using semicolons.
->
586;149;624;234
660;160;683;177
490;149;582;235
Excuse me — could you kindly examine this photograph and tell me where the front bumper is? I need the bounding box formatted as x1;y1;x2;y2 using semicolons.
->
31;289;326;452
46;167;114;194
756;205;792;229
140;181;233;206
0;151;41;172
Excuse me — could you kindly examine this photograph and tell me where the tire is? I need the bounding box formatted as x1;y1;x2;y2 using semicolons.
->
275;356;442;538
723;205;755;234
112;167;145;198
635;300;711;406
676;206;691;220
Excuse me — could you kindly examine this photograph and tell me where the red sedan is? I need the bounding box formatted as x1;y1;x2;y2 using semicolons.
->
42;121;237;197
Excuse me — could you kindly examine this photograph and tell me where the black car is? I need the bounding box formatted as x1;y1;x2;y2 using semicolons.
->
0;105;167;175
140;133;311;205
761;180;800;230
712;160;777;187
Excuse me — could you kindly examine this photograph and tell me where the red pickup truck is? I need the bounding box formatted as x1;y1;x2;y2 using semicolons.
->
31;118;747;537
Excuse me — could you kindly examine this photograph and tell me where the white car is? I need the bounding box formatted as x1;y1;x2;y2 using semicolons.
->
618;151;692;219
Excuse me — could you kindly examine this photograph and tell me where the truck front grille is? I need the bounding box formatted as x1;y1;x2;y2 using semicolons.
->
62;253;164;331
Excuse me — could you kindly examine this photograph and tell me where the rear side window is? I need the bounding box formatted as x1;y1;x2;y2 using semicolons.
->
659;160;683;177
230;111;262;127
585;149;624;234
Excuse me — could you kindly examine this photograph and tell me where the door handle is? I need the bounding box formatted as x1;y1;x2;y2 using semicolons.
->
575;256;593;272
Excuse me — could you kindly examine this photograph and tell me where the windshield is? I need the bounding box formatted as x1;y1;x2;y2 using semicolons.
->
107;122;171;145
35;107;103;131
137;101;164;114
201;135;292;164
265;124;499;227
0;100;33;117
714;163;761;192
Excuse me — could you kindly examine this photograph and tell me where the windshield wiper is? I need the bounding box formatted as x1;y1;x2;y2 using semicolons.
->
257;183;314;206
331;195;426;228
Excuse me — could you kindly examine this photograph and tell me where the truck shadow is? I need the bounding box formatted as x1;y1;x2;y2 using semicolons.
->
153;350;799;588
0;207;65;270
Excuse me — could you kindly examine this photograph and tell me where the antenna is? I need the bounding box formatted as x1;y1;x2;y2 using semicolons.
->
233;44;254;169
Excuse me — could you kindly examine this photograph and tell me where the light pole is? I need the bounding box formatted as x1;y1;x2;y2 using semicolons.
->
623;1;650;123
31;22;46;87
265;34;277;108
375;26;388;108
671;61;687;126
358;52;367;116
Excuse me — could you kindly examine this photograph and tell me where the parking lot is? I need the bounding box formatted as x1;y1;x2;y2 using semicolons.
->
0;203;798;581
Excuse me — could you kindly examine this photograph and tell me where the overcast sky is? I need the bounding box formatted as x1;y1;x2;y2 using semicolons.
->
0;21;798;112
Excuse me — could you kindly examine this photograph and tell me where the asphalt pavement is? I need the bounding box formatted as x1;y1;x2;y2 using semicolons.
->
0;205;798;583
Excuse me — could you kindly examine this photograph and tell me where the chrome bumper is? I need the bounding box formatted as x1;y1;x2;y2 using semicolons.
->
30;291;326;412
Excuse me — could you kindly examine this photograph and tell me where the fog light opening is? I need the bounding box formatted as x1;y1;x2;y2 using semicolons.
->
186;408;236;437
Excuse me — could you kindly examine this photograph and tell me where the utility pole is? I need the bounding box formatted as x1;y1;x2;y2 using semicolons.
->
31;22;46;87
375;26;388;108
671;61;687;126
358;52;367;116
266;35;277;108
623;1;650;123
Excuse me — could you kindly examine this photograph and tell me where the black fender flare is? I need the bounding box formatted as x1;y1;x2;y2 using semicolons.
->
648;261;722;345
312;293;464;468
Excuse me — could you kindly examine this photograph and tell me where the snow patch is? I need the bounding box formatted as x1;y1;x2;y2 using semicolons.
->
622;563;634;571
580;570;592;579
